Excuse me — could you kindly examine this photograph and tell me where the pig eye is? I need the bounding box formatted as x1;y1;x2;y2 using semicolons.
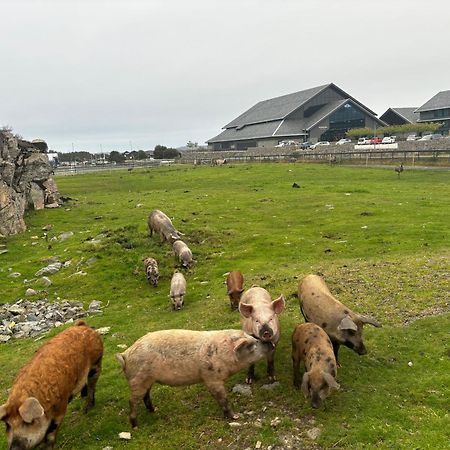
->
255;319;260;324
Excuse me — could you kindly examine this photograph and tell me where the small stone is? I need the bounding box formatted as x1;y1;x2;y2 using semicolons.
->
85;257;97;266
25;288;37;296
408;361;413;367
89;300;103;311
9;306;26;315
102;447;113;450
42;224;53;231
255;441;262;449
0;335;11;343
261;381;280;391
232;384;252;396
97;327;111;335
270;417;281;427
306;427;321;440
45;203;59;208
8;272;21;278
58;231;74;241
228;422;241;428
118;432;131;440
41;277;52;287
117;344;128;349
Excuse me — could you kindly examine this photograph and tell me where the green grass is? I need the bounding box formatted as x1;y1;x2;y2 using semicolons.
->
1;163;449;449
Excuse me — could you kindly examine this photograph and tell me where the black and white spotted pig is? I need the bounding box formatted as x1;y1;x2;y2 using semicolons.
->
143;257;159;287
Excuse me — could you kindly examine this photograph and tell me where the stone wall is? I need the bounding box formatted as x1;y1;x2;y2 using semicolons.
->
0;131;60;236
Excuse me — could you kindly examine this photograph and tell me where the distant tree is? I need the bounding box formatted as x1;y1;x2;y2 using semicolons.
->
108;151;125;163
153;145;180;159
186;141;198;148
346;122;443;139
346;127;374;139
136;150;148;160
57;151;93;163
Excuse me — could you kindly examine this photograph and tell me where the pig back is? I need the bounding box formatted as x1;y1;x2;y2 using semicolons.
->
8;323;103;411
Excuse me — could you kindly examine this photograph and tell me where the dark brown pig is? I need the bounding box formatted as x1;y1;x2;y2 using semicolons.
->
239;286;285;383
116;329;272;428
226;271;244;310
148;209;181;244
298;274;381;364
292;323;339;408
0;321;103;450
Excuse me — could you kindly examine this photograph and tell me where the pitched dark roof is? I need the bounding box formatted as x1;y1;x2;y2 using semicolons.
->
224;84;328;128
416;90;450;112
381;107;419;124
208;99;384;143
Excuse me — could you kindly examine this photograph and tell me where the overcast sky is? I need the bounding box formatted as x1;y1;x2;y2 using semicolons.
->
1;0;449;152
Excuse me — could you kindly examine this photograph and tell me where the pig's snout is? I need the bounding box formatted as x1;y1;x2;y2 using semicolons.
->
259;324;273;341
311;393;321;409
10;438;28;450
357;344;367;355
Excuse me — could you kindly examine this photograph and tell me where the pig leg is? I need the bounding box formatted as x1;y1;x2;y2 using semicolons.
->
84;360;102;413
332;342;341;368
129;380;154;428
245;364;256;384
143;389;155;412
205;381;237;420
292;354;301;389
42;415;64;449
267;350;276;383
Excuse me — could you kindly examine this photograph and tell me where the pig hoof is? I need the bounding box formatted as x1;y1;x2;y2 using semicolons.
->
245;377;254;385
268;376;277;383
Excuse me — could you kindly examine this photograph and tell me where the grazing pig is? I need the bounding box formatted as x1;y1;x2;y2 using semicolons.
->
143;257;159;287
239;286;285;383
292;323;339;408
173;240;194;268
116;329;272;427
148;209;181;244
298;274;381;363
0;321;103;450
170;271;186;310
226;271;244;310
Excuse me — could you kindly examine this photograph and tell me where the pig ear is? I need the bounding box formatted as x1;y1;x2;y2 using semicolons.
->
233;337;249;353
322;372;340;390
0;404;7;420
19;397;44;423
338;316;357;331
359;315;381;328
239;302;253;318
301;372;310;398
272;295;285;315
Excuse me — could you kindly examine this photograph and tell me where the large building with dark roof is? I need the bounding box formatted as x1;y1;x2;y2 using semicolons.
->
415;90;450;135
207;83;385;150
380;107;419;126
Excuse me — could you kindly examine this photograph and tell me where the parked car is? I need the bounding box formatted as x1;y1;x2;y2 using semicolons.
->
357;137;370;145
336;138;351;145
275;140;300;148
417;134;443;141
381;136;396;144
370;137;382;144
406;134;418;141
311;141;330;149
300;141;312;149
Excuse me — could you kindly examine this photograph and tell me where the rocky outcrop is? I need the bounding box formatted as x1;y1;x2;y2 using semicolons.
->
0;130;60;236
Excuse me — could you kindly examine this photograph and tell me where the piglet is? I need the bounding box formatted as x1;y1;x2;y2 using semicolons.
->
143;257;159;287
226;271;244;310
0;321;103;450
170;271;186;310
173;240;194;269
239;286;285;384
116;329;272;428
292;323;339;408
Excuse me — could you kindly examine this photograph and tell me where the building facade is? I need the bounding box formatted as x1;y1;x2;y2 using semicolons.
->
415;90;450;135
207;83;385;150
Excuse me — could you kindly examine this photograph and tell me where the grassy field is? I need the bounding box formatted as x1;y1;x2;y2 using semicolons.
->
1;163;449;449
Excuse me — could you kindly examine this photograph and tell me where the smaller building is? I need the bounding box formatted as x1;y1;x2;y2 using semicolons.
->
380;107;419;126
415;90;450;135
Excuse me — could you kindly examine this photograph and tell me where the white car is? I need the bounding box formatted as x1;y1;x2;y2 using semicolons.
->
381;136;396;144
406;134;417;141
357;137;371;145
418;134;432;141
275;140;300;148
336;138;351;145
311;141;330;149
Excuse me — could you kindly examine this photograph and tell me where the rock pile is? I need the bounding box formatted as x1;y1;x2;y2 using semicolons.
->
0;298;103;342
0;130;61;236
